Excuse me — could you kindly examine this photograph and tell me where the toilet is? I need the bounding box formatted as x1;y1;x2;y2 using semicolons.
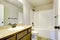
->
32;28;38;40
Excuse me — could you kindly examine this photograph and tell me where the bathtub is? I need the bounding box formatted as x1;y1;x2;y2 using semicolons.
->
32;27;56;40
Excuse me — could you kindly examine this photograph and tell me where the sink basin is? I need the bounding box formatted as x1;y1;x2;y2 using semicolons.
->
7;27;25;31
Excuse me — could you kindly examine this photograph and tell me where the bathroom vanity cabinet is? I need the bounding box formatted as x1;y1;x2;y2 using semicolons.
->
0;25;31;40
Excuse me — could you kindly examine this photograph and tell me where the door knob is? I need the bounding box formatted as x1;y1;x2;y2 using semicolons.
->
2;21;4;23
55;26;60;29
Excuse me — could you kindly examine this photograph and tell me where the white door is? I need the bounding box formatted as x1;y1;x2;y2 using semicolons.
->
57;0;60;40
0;4;4;26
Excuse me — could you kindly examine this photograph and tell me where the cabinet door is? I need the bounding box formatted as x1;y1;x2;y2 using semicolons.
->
17;30;27;40
6;35;16;40
21;33;31;40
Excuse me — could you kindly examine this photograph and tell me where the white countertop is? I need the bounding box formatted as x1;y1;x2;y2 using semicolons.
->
0;25;32;39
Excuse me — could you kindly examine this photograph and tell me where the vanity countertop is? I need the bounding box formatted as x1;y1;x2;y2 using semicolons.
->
0;25;12;30
0;25;32;39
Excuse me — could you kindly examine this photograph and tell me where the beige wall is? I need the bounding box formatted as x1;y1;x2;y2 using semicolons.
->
0;0;22;25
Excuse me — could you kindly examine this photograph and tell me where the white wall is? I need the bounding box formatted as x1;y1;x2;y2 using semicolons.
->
53;0;58;26
0;4;4;26
20;0;33;25
30;9;34;25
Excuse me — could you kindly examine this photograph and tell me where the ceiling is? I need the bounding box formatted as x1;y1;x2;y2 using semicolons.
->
28;0;53;7
3;0;53;8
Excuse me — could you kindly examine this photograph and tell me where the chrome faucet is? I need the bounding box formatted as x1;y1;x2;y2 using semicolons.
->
8;23;17;28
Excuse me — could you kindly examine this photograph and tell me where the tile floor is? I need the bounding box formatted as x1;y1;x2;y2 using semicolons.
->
37;36;53;40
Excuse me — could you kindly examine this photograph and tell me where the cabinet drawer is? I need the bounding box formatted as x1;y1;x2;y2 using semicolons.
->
6;35;16;40
17;30;27;40
21;33;31;40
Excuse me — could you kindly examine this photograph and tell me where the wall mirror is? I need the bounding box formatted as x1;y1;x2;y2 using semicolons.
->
0;0;23;27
